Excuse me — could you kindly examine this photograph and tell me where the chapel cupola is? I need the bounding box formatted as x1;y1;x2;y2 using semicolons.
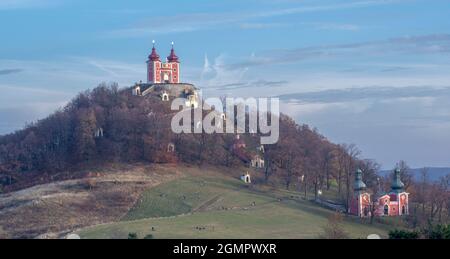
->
391;169;405;193
354;169;367;192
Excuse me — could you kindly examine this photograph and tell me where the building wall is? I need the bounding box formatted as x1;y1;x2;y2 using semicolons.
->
148;61;179;84
373;193;409;217
399;193;409;215
349;192;371;217
172;63;179;83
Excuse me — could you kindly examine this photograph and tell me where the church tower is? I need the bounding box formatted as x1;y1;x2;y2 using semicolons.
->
147;40;161;83
167;42;180;83
349;169;371;217
390;169;409;216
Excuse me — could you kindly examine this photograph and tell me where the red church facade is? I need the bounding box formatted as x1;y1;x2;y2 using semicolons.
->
349;169;409;218
147;41;180;84
373;192;409;217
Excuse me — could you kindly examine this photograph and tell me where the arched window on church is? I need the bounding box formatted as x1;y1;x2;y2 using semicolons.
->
402;205;406;215
384;205;389;216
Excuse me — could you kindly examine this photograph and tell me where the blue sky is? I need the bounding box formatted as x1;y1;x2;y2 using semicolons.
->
1;0;450;169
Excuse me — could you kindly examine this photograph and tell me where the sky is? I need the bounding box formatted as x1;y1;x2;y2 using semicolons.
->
0;0;450;169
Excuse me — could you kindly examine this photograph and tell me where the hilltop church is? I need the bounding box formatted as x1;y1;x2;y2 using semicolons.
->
350;169;409;218
132;41;199;108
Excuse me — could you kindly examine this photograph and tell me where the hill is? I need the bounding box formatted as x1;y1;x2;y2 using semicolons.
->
0;83;355;196
76;165;391;239
0;83;387;239
0;164;393;239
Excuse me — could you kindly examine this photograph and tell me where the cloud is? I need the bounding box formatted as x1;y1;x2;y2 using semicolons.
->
0;58;145;89
309;22;360;31
213;80;288;90
104;0;404;38
0;69;23;75
0;101;67;135
278;86;450;104
0;57;149;135
0;83;72;134
239;22;289;30
0;0;59;10
200;54;249;89
227;34;450;70
279;85;450;168
254;0;407;17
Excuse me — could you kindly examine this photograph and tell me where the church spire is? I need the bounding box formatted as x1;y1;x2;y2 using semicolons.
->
149;40;161;62
167;41;180;63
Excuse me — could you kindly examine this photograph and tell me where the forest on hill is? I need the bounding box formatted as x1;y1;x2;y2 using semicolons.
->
0;83;448;228
0;84;356;193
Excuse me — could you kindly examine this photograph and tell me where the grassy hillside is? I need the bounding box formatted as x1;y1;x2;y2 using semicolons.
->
78;168;391;239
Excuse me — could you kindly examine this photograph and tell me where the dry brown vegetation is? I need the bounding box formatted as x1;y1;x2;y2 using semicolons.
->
0;163;182;239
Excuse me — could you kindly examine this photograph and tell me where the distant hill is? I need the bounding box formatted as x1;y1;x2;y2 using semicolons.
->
380;167;450;181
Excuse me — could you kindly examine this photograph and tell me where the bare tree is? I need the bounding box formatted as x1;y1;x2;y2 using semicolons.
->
396;160;413;191
340;144;361;211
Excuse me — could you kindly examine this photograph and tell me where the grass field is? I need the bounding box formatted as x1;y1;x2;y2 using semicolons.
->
77;167;392;239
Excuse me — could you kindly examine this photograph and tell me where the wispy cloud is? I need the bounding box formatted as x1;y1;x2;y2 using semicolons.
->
309;22;360;31
104;0;404;38
212;80;288;90
0;58;145;88
0;56;147;134
227;34;450;69
239;22;289;30
200;54;249;89
0;69;23;75
278;86;450;104
0;0;60;10
253;0;408;17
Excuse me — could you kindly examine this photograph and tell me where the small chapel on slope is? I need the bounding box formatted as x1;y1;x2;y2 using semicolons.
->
349;169;409;218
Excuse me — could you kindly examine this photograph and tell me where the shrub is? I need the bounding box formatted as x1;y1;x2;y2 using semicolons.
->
389;229;419;239
128;233;138;239
425;224;450;239
320;213;349;239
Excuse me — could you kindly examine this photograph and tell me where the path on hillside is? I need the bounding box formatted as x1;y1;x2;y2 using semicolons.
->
193;195;223;212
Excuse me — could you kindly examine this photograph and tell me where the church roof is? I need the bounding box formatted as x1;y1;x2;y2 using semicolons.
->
391;169;405;192
149;47;161;62
167;47;179;63
354;169;367;191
